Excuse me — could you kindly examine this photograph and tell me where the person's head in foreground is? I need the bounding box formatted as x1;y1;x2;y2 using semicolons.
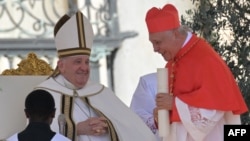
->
25;89;56;124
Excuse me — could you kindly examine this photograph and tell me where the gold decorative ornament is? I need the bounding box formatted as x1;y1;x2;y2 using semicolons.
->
1;52;54;75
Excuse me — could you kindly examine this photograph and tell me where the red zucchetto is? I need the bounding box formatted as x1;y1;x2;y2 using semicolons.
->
145;4;180;33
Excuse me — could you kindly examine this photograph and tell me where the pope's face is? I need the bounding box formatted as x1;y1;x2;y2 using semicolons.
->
58;55;90;89
149;30;179;61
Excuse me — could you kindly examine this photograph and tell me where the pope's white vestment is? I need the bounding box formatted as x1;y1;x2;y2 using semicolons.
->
35;75;157;141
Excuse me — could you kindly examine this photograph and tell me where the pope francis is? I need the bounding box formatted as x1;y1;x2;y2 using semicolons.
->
35;11;157;141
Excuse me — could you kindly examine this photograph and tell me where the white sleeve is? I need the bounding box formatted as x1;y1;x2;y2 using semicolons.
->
6;133;18;141
52;133;71;141
175;97;224;141
130;73;158;133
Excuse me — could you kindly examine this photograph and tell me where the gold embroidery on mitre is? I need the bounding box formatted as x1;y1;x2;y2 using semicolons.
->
77;12;86;49
58;48;91;58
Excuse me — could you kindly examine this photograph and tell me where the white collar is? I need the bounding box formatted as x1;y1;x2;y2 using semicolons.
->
182;32;192;48
55;75;77;90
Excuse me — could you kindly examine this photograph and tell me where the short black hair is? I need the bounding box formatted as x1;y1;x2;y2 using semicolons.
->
25;89;55;121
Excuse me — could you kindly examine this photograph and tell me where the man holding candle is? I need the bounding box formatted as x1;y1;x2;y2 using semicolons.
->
145;3;248;141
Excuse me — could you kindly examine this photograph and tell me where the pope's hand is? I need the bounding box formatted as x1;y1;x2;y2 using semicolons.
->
77;117;108;136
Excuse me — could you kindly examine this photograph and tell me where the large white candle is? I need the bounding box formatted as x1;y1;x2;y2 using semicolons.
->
157;68;170;139
157;68;169;93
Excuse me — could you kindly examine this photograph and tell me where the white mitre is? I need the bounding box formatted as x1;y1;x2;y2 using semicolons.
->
54;11;94;58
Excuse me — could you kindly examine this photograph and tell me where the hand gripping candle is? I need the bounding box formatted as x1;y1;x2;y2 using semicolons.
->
157;68;170;140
